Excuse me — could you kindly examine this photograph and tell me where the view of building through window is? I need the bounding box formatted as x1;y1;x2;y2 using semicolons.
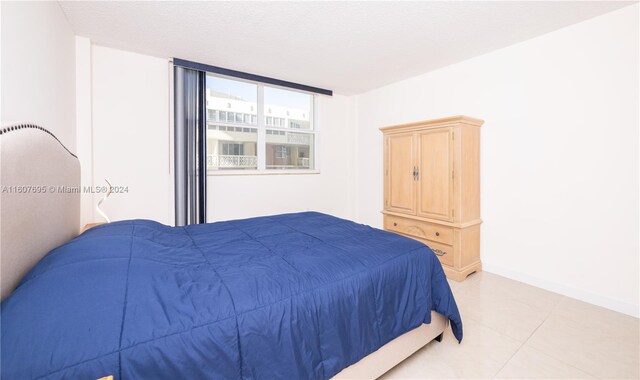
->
206;75;314;171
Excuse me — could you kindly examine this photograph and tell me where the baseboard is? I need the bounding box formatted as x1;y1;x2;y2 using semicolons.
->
482;263;639;318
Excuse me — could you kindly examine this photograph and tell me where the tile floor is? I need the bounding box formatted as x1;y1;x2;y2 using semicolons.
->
380;272;639;379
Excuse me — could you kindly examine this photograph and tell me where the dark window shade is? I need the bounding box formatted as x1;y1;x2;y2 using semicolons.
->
173;58;332;96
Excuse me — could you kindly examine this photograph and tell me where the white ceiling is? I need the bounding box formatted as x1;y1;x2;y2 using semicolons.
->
59;1;634;95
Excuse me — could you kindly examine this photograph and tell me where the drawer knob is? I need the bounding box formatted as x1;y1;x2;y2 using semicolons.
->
435;232;440;236
393;222;397;226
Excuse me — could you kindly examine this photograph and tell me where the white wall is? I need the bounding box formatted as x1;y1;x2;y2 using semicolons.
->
76;37;94;226
82;45;355;226
88;45;172;224
207;95;355;221
74;5;637;316
354;4;639;316
0;1;76;151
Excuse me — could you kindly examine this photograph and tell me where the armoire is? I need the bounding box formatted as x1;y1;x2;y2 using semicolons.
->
381;116;483;281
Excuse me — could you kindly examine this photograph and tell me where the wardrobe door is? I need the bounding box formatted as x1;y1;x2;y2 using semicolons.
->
385;132;416;215
417;128;453;221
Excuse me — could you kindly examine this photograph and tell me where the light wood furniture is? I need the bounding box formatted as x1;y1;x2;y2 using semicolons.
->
81;222;105;233
381;116;483;281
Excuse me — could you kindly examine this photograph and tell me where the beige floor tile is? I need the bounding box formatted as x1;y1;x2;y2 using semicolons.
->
494;345;596;379
449;271;481;289
386;274;639;379
454;288;550;342
553;297;639;333
446;278;468;298
455;272;564;311
526;307;639;379
380;318;521;379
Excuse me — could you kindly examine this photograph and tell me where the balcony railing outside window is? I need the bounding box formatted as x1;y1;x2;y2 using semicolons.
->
206;75;315;173
208;154;258;169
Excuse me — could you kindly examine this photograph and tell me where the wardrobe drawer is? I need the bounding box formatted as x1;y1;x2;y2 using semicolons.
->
384;215;454;245
423;239;454;267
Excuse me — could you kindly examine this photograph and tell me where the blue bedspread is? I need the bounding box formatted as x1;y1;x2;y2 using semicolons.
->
1;212;461;379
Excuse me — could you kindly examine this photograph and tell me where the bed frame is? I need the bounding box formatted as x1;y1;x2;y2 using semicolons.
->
0;124;80;300
333;313;447;379
0;123;447;379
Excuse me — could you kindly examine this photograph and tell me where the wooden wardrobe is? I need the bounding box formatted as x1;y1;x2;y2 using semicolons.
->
381;116;483;281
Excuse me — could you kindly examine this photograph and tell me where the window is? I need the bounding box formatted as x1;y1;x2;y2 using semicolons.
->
206;76;258;170
206;75;315;172
222;142;244;156
275;146;290;159
267;132;313;169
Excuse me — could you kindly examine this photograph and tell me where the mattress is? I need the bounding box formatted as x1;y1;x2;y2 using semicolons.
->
1;212;462;379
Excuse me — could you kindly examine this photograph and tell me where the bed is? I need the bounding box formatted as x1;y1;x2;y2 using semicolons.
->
0;124;462;379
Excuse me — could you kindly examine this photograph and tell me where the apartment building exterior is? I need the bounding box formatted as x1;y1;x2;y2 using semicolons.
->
206;88;314;171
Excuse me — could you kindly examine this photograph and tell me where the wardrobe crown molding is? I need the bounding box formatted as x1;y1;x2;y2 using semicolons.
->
380;115;484;133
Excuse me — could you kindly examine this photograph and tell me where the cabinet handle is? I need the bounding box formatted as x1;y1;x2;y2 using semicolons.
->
433;248;447;256
416;167;419;180
393;222;397;226
435;232;440;236
412;166;417;180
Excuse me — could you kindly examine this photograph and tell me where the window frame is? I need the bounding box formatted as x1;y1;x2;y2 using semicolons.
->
206;74;319;176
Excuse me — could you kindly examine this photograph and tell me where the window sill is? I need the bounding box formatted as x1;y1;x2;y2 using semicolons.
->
207;170;320;176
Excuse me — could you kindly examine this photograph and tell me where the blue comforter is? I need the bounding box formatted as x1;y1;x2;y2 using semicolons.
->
1;212;461;379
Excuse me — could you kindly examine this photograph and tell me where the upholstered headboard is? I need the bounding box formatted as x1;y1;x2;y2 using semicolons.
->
0;124;80;300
